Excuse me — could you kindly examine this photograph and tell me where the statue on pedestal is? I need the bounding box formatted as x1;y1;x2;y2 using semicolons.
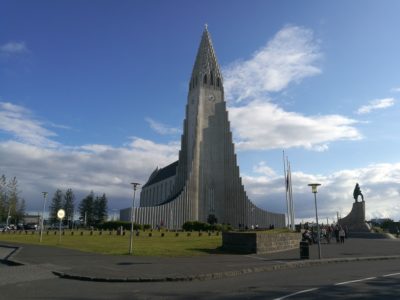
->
353;183;364;202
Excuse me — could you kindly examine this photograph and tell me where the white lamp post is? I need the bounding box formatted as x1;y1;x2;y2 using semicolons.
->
308;183;321;259
129;182;140;255
40;192;48;243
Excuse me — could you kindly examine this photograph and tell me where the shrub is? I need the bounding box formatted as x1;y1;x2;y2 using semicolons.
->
97;221;151;231
209;223;233;232
182;221;232;232
182;221;208;231
143;224;151;230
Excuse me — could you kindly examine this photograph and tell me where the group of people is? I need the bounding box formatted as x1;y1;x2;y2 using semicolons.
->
302;223;348;244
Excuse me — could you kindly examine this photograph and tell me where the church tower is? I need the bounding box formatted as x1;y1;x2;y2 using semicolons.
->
126;27;285;229
173;26;227;223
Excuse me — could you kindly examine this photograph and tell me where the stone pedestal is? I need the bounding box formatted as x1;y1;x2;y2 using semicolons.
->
222;232;301;254
338;201;370;232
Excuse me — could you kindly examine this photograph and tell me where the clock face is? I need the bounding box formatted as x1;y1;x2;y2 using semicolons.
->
208;94;215;102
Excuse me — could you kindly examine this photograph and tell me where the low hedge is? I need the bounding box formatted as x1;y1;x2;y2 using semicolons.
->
98;221;151;231
182;221;232;232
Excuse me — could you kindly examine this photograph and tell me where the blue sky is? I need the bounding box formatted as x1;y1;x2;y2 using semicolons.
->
1;0;400;223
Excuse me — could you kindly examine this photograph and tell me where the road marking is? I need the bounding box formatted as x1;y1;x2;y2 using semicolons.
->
383;272;400;277
334;277;376;286
274;272;400;299
273;288;319;300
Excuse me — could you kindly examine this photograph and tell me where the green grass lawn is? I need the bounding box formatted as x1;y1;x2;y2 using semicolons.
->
0;230;222;257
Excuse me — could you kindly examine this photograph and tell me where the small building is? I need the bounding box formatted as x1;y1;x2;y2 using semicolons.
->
23;214;40;225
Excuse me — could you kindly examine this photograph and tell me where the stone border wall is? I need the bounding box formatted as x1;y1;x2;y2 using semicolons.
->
222;232;301;254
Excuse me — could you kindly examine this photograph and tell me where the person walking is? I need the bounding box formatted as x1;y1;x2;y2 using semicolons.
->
335;224;340;243
339;226;345;244
326;225;332;244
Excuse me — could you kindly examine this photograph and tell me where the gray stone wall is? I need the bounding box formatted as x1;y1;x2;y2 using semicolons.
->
222;232;301;254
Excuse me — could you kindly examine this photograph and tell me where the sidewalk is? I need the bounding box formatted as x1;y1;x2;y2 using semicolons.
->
1;238;400;282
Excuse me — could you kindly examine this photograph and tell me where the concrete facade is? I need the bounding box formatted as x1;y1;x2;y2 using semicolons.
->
140;162;177;207
120;27;285;229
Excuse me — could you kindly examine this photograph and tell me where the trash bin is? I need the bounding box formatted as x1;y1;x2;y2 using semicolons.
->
300;241;309;259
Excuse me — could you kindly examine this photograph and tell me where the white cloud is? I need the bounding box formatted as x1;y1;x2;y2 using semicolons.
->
228;101;361;151
356;98;395;115
390;87;400;93
223;25;322;102
0;138;179;211
222;25;361;152
0;101;59;148
243;162;400;222
0;101;180;211
0;42;28;55
145;117;181;135
253;161;277;178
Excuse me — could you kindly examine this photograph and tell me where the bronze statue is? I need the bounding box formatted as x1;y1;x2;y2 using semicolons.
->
353;183;364;202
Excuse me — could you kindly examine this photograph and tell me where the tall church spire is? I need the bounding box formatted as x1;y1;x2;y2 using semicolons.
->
132;26;285;231
191;26;223;88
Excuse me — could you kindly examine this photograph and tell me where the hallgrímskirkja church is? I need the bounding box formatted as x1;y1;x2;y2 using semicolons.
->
120;27;285;229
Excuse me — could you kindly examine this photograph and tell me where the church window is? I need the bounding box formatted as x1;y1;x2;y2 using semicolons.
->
203;74;207;84
217;77;220;87
210;73;214;85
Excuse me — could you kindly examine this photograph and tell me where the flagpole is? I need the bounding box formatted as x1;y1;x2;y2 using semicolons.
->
287;156;292;229
288;160;295;230
283;150;290;228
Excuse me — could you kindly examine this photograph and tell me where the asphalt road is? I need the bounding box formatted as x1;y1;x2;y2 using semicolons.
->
0;259;399;299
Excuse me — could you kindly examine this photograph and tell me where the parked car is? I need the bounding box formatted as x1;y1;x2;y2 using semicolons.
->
24;223;38;230
47;224;67;230
0;224;9;232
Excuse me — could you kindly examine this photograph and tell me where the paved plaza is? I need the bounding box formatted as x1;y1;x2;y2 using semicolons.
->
1;237;399;283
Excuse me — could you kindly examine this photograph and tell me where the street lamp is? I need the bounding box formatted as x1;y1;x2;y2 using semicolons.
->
40;192;48;243
308;183;321;259
129;182;141;255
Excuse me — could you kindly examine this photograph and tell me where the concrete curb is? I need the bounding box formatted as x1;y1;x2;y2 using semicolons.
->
52;255;400;283
0;244;24;266
2;243;400;283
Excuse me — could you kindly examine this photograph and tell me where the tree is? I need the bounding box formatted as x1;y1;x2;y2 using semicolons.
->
16;198;26;223
7;176;20;224
49;189;63;224
63;189;75;227
0;175;24;224
93;194;108;225
0;175;6;222
207;214;218;225
79;191;95;226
